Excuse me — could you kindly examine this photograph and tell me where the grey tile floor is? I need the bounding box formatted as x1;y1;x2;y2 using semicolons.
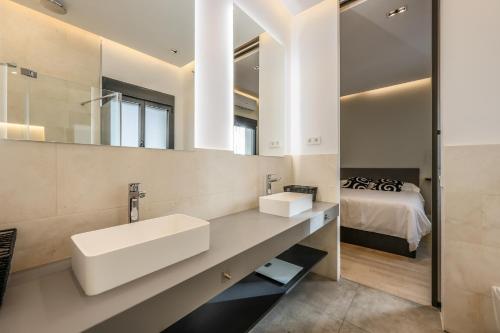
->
250;273;442;333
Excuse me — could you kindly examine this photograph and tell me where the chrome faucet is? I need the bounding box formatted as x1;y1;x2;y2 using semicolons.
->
128;183;146;223
266;174;281;195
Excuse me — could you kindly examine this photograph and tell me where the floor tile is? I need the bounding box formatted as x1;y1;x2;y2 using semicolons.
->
339;321;369;333
250;273;442;333
251;274;355;333
345;285;442;333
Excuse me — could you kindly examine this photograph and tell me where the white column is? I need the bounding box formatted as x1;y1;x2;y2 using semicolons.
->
194;0;233;150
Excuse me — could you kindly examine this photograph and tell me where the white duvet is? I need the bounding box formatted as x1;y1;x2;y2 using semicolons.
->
340;188;432;251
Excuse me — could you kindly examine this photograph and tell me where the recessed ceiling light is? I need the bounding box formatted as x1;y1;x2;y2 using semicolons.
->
170;49;179;54
387;5;407;18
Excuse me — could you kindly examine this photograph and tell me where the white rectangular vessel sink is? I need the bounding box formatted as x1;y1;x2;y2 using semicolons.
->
259;192;313;217
71;214;210;296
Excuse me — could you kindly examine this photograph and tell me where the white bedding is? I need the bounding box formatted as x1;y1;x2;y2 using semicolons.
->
340;188;432;251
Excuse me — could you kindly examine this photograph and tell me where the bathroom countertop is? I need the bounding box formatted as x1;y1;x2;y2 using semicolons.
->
0;202;338;333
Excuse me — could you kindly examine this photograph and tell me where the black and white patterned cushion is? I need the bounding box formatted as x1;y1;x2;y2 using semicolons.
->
377;178;403;186
342;177;371;190
372;181;402;192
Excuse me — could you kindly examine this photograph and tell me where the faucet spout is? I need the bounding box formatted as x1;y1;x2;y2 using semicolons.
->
128;183;146;223
265;174;281;195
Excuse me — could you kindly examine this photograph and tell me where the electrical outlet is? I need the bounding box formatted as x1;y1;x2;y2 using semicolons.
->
307;136;322;145
269;141;281;148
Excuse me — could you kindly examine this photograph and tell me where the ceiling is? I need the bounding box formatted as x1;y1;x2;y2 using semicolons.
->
281;0;324;15
340;0;432;96
234;6;265;49
12;0;195;67
12;0;264;68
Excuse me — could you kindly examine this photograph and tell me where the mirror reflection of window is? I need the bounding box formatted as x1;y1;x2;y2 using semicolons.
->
121;100;141;148
102;77;174;150
145;104;169;149
234;115;257;155
0;0;194;150
233;4;285;157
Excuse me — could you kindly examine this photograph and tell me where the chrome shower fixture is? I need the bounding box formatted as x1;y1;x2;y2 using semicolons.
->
40;0;67;15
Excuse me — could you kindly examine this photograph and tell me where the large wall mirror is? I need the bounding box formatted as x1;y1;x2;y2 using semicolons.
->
0;0;194;150
233;4;286;157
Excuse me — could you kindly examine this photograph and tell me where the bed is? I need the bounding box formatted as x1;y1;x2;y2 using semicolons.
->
340;168;432;258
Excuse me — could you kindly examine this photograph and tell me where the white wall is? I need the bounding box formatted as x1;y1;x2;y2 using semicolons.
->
441;0;500;147
340;78;432;212
259;32;286;156
101;38;193;150
290;0;339;155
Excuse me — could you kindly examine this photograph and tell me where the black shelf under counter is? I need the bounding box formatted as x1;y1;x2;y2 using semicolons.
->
164;244;328;333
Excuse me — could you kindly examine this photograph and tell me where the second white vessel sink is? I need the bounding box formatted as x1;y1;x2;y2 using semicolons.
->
71;214;210;296
259;192;313;217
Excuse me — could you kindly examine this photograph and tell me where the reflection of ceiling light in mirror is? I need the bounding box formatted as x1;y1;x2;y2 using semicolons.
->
234;89;259;102
40;0;67;15
387;6;407;18
340;77;431;100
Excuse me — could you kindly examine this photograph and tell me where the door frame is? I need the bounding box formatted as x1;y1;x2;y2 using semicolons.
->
339;0;442;309
431;0;441;309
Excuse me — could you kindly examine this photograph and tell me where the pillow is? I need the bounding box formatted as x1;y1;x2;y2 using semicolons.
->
377;178;403;186
342;177;372;190
402;182;420;193
371;180;402;192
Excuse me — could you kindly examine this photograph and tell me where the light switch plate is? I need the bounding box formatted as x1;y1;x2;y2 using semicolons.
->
307;137;322;145
269;141;281;148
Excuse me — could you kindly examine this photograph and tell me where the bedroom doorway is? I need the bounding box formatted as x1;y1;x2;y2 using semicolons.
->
338;0;440;308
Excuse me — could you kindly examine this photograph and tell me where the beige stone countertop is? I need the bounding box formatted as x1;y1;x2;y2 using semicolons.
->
0;202;338;333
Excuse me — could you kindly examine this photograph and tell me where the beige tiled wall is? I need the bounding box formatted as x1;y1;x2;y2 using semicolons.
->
443;144;500;333
294;154;340;280
0;140;293;272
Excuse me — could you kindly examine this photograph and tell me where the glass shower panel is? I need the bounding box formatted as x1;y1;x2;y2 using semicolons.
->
145;104;168;149
2;66;33;140
28;73;93;144
99;89;122;146
1;65;97;143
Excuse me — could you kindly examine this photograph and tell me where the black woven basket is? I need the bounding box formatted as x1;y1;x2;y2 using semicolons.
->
0;228;17;306
284;185;318;201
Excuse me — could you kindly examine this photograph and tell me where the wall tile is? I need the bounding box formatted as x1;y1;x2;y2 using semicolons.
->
444;240;500;296
0;140;57;224
443;283;486;333
2;140;292;271
6;207;127;271
292;154;339;202
443;144;500;332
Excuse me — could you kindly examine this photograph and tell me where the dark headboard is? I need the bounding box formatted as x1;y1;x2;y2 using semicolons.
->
341;168;420;187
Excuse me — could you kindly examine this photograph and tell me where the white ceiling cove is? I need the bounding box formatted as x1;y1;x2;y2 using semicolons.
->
281;0;324;15
12;0;195;67
341;0;432;95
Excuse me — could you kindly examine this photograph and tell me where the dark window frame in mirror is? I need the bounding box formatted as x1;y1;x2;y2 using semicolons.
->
234;115;257;156
102;77;175;149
